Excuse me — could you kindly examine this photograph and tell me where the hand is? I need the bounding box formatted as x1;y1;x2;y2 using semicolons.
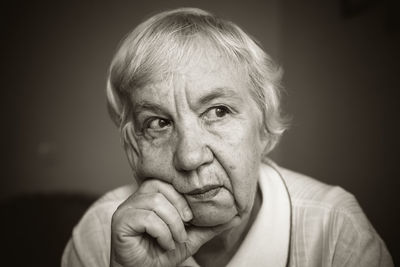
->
110;179;240;267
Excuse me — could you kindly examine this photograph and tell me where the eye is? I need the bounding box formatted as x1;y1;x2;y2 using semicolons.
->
203;106;232;121
146;118;171;131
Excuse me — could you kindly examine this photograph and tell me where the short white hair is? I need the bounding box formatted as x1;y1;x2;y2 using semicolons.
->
106;7;288;156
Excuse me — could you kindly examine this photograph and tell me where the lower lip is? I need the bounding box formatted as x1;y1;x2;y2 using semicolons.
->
188;187;222;200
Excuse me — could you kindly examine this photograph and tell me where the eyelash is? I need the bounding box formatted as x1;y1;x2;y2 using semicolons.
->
144;117;171;131
202;105;232;122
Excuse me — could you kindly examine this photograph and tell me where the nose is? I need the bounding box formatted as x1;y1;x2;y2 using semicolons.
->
173;124;213;172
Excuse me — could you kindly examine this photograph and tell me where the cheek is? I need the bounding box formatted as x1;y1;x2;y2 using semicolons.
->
134;138;174;182
231;146;261;213
212;120;263;213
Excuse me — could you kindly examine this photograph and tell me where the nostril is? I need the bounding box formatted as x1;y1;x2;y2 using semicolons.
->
173;144;213;172
174;150;202;171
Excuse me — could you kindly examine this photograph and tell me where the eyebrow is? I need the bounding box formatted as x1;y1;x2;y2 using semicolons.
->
197;87;242;106
133;101;166;115
133;87;242;115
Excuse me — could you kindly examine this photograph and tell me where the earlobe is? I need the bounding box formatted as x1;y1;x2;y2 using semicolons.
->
259;128;270;156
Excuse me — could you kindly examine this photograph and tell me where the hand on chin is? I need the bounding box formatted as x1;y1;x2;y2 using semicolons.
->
185;187;238;227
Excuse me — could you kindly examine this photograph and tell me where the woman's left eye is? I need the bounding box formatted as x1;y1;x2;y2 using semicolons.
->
203;106;231;121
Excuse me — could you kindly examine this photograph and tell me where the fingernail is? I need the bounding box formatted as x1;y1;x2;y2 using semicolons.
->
183;207;193;221
169;242;176;251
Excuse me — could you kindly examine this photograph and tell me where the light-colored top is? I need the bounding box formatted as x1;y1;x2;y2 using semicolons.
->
62;162;394;266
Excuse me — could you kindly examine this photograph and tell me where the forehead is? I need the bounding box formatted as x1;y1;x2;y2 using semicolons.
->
132;52;251;106
134;34;247;84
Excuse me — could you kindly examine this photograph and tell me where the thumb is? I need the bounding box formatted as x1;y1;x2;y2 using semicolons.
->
184;216;241;256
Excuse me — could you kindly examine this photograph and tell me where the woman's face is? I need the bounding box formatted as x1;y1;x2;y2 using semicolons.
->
129;52;267;226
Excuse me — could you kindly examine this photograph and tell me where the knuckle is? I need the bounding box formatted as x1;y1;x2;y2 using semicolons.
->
140;179;159;191
140;179;153;190
111;204;134;226
151;193;165;206
169;218;182;230
143;210;156;222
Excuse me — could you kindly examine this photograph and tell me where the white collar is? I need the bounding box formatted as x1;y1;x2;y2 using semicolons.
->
183;163;292;267
227;163;291;267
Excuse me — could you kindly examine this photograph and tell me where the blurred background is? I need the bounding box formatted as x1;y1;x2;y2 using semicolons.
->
1;0;399;265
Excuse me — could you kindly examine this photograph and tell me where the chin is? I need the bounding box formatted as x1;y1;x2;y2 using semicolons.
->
189;204;237;227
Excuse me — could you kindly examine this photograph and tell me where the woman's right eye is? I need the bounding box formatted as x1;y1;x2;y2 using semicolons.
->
145;118;172;131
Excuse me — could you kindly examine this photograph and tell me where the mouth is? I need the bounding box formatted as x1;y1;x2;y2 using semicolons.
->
185;185;222;200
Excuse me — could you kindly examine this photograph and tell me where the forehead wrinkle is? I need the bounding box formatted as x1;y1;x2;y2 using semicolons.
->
131;81;175;116
171;73;192;119
197;87;243;107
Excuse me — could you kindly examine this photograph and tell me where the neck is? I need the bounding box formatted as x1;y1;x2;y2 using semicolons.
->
194;186;262;267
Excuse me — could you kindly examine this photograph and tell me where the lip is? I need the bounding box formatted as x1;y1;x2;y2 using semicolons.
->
185;185;222;200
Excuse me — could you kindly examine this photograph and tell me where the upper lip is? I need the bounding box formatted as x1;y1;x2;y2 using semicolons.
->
186;184;221;195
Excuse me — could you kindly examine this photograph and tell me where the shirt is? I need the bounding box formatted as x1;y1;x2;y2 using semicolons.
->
61;162;394;266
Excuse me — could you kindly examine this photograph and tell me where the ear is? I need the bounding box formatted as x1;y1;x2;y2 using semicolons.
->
259;126;270;156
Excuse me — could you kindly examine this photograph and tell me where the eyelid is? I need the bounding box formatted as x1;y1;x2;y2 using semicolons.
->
202;105;233;121
136;108;168;124
144;117;172;130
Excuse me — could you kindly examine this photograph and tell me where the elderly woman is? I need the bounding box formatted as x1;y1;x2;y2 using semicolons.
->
62;8;393;267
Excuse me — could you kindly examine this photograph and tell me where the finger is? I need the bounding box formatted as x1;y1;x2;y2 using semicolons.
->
132;193;188;243
139;180;193;222
130;209;176;251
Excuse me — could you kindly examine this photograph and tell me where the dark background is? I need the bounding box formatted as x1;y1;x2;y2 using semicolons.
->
1;0;399;265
